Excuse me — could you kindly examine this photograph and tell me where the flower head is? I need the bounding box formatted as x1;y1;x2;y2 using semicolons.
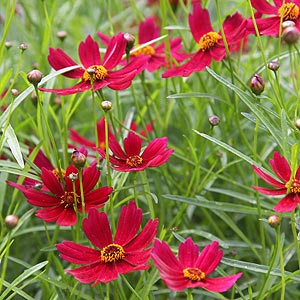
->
162;3;247;77
247;0;300;37
12;163;112;226
97;131;174;172
40;33;148;95
97;17;188;72
56;201;158;284
151;238;242;292
253;152;300;212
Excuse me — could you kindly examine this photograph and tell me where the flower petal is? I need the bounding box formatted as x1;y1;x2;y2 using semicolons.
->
79;35;101;68
274;193;299;212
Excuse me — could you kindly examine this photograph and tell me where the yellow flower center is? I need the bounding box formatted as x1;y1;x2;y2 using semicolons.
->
52;168;66;181
132;44;155;56
199;31;221;51
60;192;80;208
126;155;143;167
278;3;300;21
82;65;108;82
285;178;300;193
183;267;206;281
100;243;125;263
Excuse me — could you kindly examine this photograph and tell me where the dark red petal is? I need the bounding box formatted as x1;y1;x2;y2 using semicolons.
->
103;32;126;70
270;152;291;182
56;208;77;226
48;48;84;78
115;259;149;274
146;149;174;167
114;201;142;245
97;32;111;46
189;4;213;42
177;237;199;267
141;137;168;161
138;17;160;43
109;139;128;160
57;241;100;264
252;164;286;188
83;208;113;248
79;35;101;68
41;168;64;196
30;149;54;170
123;132;142;156
250;0;278;14
252;186;286;195
69;128;96;148
35;206;75;225
81;164;100;193
274;193;299;212
83;187;113;210
25;190;59;207
187;273;243;292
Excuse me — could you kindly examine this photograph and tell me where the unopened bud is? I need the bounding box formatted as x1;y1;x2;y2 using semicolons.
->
19;42;28;52
71;150;86;168
250;74;265;95
68;172;78;181
27;70;43;86
295;119;300;129
267;60;280;72
101;100;112;111
5;41;13;49
57;31;67;42
5;215;19;229
33;182;43;191
11;89;20;97
208;115;220;126
268;215;280;228
282;26;300;44
124;33;135;52
282;20;295;29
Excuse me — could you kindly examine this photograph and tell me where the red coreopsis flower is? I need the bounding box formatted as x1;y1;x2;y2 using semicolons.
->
39;33;148;95
97;131;174;172
11;163;113;226
162;3;247;78
253;152;300;212
56;201;158;284
151;238;242;292
247;0;300;37
97;17;188;72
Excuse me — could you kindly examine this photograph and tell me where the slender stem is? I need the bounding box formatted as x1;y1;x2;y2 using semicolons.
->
291;210;300;268
277;225;286;300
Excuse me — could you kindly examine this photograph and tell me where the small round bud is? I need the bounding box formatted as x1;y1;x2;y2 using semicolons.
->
27;70;43;86
268;215;280;228
250;74;265;95
208;115;220;126
68;172;78;181
57;31;67;42
19;42;28;52
11;89;20;97
54;96;62;106
124;33;135;52
101;100;112;111
5;215;19;229
5;41;13;49
71;150;87;168
295;119;300;129
230;249;238;256
33;182;43;191
267;60;280;72
282;20;296;29
282;26;300;44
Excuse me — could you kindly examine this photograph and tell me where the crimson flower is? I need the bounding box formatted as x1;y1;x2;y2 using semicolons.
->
97;17;188;72
56;201;158;284
97;131;174;172
162;3;247;78
11;163;113;226
151;238;242;292
39;33;148;95
253;152;300;212
247;0;300;37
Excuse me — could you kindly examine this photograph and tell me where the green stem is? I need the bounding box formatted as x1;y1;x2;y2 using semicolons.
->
291;210;300;268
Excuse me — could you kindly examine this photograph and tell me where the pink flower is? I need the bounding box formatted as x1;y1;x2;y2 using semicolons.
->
56;201;158;284
253;152;300;212
162;3;247;77
151;237;242;292
97;17;188;72
40;33;148;95
247;0;300;37
97;131;174;172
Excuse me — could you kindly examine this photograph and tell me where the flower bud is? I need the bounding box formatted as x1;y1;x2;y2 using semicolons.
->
124;33;135;52
267;60;280;72
71;149;86;168
101;100;112;111
295;119;300;129
68;172;78;181
282;26;300;45
27;70;43;86
33;182;43;191
282;20;295;29
19;42;28;52
5;41;13;49
57;31;67;42
5;215;19;229
208;115;220;126
250;74;265;95
268;215;280;228
11;89;20;97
